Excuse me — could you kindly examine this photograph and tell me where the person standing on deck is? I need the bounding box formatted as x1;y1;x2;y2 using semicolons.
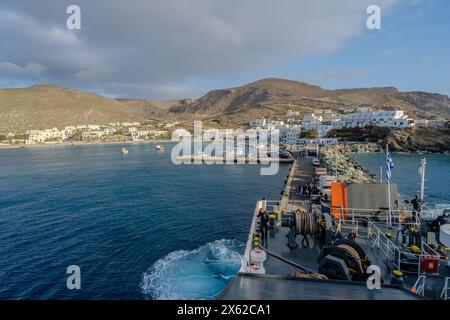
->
411;194;423;220
258;210;270;240
434;210;449;244
418;213;428;247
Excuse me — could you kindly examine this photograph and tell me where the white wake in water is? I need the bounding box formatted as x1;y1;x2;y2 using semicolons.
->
422;203;450;217
140;239;244;300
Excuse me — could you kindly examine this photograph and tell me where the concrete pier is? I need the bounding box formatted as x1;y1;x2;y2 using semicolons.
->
175;155;294;164
279;156;314;211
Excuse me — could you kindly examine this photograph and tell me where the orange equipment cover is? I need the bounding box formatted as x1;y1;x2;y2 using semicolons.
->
331;181;348;219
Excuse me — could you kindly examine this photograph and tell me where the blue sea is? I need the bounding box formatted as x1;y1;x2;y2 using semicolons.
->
352;152;450;213
0;143;289;300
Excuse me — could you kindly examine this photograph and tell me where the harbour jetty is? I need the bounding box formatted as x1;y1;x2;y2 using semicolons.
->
332;143;382;153
175;155;294;164
319;146;376;183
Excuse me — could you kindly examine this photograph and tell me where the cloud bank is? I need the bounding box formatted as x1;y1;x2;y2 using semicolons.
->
0;0;397;98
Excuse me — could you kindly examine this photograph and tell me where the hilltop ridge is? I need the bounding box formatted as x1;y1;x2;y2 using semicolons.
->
1;78;449;133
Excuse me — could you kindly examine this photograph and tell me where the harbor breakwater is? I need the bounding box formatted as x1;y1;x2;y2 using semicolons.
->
319;145;377;183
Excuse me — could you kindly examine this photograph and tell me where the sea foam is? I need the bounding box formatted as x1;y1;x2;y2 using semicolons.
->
140;239;243;300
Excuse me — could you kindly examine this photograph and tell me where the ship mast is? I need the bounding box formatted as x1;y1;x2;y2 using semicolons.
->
419;158;426;211
386;144;392;227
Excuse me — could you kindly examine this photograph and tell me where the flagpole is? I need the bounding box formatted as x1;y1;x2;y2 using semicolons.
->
379;166;383;184
386;144;392;227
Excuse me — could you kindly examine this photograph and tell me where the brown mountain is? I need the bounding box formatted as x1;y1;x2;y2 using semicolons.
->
1;79;449;133
170;78;450;126
0;84;174;133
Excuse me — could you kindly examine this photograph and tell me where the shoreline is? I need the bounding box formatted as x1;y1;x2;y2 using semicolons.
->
0;139;174;150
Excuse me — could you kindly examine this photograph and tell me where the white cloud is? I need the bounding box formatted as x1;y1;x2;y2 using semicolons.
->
0;0;399;98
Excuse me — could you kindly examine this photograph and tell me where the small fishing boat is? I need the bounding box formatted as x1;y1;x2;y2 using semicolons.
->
156;145;165;151
121;148;129;155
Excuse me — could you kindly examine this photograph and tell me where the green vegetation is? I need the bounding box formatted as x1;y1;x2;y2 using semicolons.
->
326;126;389;142
300;129;319;138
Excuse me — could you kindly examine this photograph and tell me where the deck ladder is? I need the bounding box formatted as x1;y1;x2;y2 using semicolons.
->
440;277;450;300
412;275;426;296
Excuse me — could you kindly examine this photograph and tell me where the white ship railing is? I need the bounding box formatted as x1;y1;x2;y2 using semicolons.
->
440;277;450;300
413;275;427;296
337;218;440;276
332;206;417;223
242;200;442;275
368;221;402;271
240;199;311;272
240;202;260;272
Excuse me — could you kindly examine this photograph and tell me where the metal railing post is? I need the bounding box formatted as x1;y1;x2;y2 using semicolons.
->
441;277;449;300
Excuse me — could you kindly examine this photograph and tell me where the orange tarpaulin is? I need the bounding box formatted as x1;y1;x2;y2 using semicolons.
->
331;181;348;219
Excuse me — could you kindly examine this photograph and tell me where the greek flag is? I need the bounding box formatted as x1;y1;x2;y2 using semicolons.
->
386;151;394;181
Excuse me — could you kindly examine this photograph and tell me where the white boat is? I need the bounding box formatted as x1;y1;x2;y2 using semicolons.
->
121;148;129;155
156;145;165;151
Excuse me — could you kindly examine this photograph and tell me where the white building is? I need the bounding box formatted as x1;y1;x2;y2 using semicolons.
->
27;128;66;143
249;119;267;128
87;124;101;131
104;128;117;135
301;109;414;137
65;126;76;131
279;125;301;144
82;131;104;140
302;113;323;124
122;122;140;127
341;110;413;128
219;129;234;138
202;129;221;141
149;130;168;137
249;119;285;130
164;122;180;128
286;110;300;116
172;129;192;141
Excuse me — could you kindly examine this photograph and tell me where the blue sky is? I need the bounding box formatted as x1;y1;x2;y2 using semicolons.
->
0;0;448;98
210;0;450;95
294;0;450;95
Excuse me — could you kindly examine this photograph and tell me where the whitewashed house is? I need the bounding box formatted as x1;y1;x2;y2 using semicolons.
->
27;128;67;143
172;129;191;141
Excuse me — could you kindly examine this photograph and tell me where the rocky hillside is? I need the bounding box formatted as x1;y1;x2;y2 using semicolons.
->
385;127;450;152
171;78;450;125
